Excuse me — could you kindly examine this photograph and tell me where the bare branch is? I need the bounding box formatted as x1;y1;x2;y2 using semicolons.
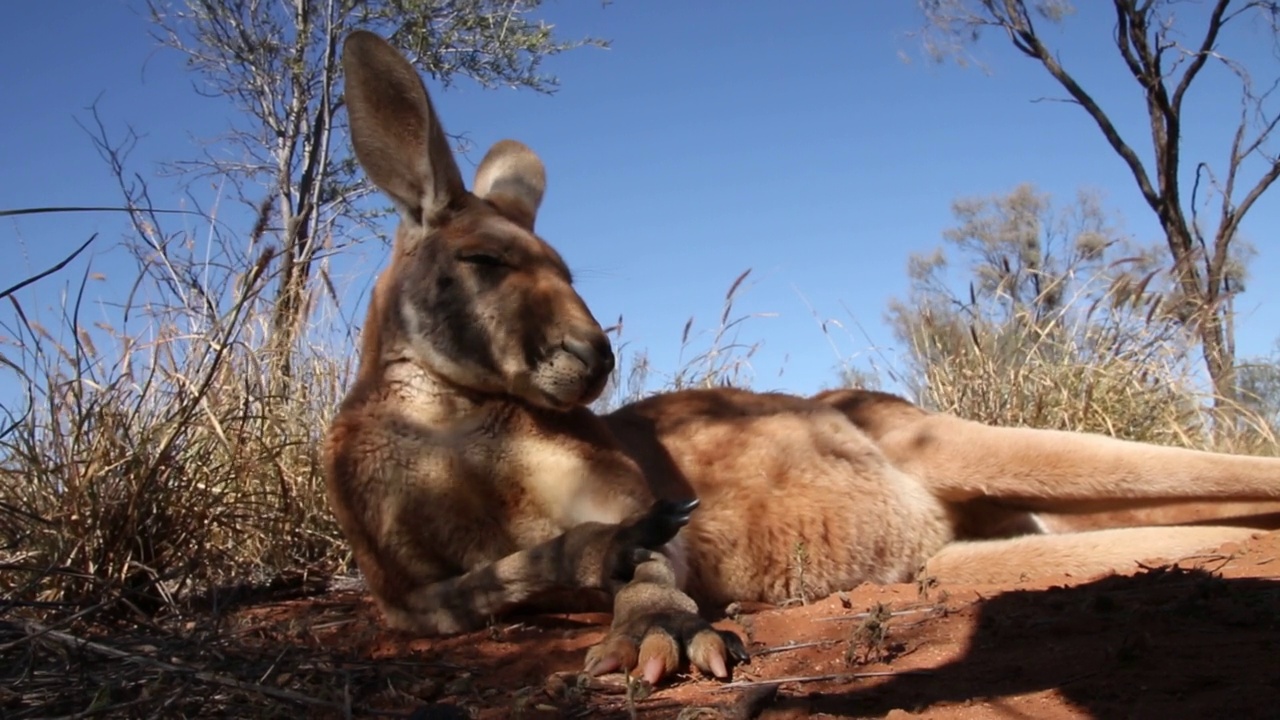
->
1014;14;1162;214
1171;0;1232;113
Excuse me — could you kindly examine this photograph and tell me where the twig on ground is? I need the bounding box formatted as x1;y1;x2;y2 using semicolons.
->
752;640;830;656
816;606;941;622
717;669;934;690
40;695;160;720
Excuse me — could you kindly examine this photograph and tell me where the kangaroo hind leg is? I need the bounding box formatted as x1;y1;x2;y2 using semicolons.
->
923;525;1262;585
877;413;1280;515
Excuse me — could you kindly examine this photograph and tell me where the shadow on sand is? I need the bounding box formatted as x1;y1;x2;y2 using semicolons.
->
805;566;1280;718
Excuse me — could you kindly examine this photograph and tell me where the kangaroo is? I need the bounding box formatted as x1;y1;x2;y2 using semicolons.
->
325;29;1280;685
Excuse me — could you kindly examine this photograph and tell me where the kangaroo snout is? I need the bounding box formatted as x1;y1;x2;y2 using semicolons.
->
562;333;616;395
562;334;615;376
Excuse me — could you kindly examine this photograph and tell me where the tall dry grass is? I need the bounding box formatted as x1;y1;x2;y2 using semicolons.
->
889;266;1277;456
591;268;769;413
0;229;355;614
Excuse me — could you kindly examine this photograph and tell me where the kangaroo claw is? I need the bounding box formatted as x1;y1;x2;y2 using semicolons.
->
629;497;699;549
584;634;637;676
688;628;751;678
586;618;749;683
637;629;680;684
605;498;701;585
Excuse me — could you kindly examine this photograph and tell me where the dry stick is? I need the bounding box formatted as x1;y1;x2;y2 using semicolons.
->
17;620;346;712
718;669;934;691
752;640;830;657
0;206;202;219
815;607;942;623
729;684;781;719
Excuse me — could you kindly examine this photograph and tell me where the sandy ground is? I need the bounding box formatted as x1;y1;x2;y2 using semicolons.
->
222;530;1280;719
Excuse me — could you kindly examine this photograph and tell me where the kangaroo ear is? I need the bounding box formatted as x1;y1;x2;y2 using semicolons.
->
342;30;467;224
473;139;546;230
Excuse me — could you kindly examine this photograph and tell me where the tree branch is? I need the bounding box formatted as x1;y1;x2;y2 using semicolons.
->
1010;11;1162;215
1171;0;1232;113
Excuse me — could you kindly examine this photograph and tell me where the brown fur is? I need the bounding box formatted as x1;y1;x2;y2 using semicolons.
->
326;30;1280;680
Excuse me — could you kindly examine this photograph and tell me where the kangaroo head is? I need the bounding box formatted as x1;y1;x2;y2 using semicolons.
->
342;30;614;410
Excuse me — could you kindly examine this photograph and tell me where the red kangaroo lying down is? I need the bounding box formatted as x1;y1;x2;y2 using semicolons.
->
324;30;1280;685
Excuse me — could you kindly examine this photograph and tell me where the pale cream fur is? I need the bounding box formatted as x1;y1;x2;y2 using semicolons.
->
326;30;1280;677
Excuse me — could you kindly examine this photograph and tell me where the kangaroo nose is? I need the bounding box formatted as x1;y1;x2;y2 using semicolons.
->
563;335;615;376
595;335;616;375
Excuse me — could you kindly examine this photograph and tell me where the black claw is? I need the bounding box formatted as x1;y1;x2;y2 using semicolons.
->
629;547;657;565
607;498;702;584
720;629;751;665
648;498;698;528
657;497;700;517
630;497;700;549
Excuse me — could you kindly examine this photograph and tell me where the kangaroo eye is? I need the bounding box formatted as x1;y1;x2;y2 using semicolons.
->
458;252;507;268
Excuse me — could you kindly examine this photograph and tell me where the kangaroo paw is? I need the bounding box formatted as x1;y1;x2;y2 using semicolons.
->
585;552;749;685
585;610;750;683
621;498;699;551
604;499;700;584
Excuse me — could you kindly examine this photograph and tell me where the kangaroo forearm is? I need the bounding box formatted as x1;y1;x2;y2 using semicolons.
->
410;523;619;623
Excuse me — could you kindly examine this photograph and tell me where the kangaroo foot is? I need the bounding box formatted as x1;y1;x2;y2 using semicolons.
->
584;550;749;684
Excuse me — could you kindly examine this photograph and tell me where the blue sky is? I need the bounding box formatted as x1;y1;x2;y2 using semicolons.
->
2;1;1277;404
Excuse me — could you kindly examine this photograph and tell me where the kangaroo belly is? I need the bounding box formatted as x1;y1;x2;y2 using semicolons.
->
612;389;953;608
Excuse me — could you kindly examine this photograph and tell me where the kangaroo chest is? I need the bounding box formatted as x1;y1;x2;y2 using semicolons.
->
497;433;642;531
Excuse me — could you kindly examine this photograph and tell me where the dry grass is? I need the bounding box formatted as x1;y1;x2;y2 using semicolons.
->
591;268;769;413
667;269;771;391
889;261;1278;456
0;238;356;616
0;217;366;716
899;303;1206;445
